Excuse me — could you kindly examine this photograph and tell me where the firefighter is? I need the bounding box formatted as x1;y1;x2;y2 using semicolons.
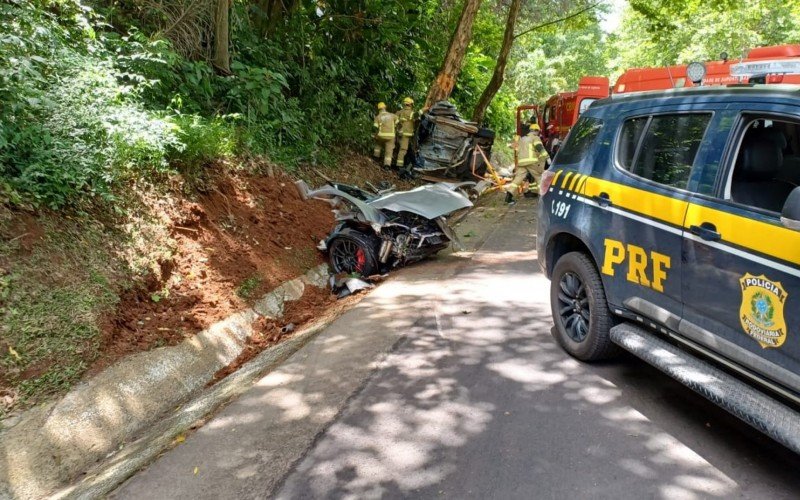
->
373;102;398;169
505;123;549;204
395;97;417;168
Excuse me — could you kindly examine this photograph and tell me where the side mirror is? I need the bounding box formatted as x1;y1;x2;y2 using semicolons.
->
780;186;800;231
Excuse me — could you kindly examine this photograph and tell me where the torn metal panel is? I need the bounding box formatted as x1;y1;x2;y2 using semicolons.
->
369;183;473;220
296;180;386;224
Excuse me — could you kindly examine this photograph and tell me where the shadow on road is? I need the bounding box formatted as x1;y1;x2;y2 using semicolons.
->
272;246;800;499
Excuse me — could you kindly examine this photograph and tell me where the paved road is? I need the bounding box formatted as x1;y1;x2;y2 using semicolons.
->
115;195;800;499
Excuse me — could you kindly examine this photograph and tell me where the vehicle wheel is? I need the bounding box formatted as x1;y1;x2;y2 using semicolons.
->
550;251;618;361
328;229;380;276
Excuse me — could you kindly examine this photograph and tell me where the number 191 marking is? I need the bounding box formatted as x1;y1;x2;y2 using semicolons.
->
551;200;571;219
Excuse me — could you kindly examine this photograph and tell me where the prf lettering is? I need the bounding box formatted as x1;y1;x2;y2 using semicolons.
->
601;238;671;292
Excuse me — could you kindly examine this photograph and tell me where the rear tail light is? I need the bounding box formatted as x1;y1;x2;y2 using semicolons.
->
540;169;556;195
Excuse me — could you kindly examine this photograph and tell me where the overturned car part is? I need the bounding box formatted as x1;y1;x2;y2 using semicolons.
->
413;100;495;181
297;180;472;275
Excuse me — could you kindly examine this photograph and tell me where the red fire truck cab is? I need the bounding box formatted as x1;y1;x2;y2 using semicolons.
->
613;44;800;94
540;76;609;154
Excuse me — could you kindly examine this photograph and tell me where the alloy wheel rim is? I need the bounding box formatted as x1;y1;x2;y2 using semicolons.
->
557;271;590;342
331;239;364;273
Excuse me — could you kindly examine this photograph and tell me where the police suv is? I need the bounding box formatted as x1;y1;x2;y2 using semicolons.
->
537;84;800;451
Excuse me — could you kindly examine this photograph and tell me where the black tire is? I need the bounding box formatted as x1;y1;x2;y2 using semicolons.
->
327;229;380;276
550;251;619;361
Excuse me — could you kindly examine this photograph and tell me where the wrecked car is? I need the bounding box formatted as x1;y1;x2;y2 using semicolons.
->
296;180;473;275
413;101;495;180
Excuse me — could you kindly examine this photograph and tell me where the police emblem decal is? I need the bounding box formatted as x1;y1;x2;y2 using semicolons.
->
739;273;788;348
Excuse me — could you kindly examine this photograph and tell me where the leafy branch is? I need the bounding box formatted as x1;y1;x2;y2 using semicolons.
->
513;1;602;40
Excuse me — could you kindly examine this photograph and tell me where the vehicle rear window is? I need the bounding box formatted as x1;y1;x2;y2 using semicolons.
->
556;116;603;164
619;113;712;189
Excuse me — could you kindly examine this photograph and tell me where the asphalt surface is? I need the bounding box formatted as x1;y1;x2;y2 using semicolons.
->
115;194;800;499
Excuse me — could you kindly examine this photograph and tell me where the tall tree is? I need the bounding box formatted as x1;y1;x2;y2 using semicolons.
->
471;0;522;123
212;0;230;73
425;0;484;108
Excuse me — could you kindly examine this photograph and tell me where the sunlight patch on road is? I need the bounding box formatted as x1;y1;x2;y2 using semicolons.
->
487;359;567;387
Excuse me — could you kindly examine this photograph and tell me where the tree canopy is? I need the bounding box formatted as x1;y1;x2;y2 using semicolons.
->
1;0;799;208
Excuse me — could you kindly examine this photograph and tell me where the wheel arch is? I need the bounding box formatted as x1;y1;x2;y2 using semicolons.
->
545;231;598;278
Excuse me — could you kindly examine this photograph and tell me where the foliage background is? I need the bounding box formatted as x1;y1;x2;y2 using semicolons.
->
1;0;799;209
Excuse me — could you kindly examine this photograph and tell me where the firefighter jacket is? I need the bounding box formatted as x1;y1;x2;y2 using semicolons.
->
397;108;417;137
518;133;548;168
374;110;398;139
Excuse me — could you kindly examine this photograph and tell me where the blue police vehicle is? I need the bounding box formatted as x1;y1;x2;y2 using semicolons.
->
537;84;800;452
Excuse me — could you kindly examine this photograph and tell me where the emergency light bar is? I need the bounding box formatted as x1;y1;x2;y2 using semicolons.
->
731;59;800;77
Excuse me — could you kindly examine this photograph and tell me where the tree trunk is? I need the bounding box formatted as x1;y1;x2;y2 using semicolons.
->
424;0;484;109
213;0;230;73
471;0;522;124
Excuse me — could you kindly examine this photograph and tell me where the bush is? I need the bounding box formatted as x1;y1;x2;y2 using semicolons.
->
0;1;181;208
170;114;236;170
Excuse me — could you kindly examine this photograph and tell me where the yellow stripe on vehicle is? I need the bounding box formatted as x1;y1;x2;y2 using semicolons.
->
583;177;689;228
576;175;589;194
561;171;574;189
568;174;583;192
551;170;564;189
685;204;800;267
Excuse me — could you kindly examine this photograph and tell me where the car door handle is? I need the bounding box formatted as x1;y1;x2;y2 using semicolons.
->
592;192;612;207
690;222;721;242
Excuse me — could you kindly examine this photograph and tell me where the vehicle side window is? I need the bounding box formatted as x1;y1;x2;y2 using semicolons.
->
620;113;711;189
555;116;603;164
617;116;648;169
726;116;800;213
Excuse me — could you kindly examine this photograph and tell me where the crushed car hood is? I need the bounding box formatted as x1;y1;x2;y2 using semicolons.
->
369;183;473;219
296;180;473;223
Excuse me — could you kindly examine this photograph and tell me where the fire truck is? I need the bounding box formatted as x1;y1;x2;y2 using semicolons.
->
519;44;800;156
613;44;800;93
538;76;610;154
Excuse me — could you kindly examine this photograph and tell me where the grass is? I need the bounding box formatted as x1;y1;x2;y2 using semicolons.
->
237;275;262;299
0;195;175;416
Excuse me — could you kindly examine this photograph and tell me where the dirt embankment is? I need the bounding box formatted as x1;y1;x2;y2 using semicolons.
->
1;154;409;416
89;173;336;376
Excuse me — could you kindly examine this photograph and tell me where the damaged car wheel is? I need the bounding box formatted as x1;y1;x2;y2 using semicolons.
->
328;229;380;276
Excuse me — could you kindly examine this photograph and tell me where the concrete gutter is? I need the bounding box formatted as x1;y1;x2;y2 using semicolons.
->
0;264;331;500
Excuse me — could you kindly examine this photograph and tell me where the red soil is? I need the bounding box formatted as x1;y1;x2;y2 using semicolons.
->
89;173;335;375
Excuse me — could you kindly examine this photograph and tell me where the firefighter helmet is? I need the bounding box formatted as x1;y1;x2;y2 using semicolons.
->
403;97;414;106
530;123;541;132
377;102;387;110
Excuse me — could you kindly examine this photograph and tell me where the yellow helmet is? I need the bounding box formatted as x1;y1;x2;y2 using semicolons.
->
377;102;387;110
403;97;414;106
530;123;541;132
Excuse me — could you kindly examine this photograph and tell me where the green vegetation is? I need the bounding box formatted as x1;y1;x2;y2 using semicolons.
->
3;0;800;210
0;204;174;413
0;0;458;208
236;275;262;299
612;1;800;72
